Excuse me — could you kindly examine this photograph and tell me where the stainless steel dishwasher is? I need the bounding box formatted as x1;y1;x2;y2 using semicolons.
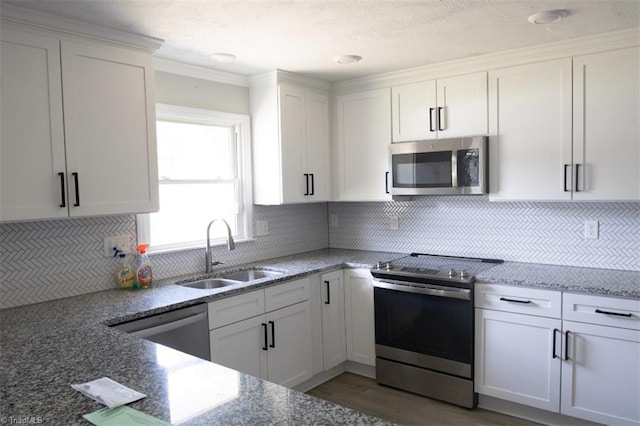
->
112;304;210;361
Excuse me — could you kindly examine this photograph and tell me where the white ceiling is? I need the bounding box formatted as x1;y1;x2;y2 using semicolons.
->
3;0;639;81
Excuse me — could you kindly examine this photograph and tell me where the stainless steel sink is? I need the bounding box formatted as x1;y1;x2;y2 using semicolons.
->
177;268;284;290
221;269;283;282
180;278;240;289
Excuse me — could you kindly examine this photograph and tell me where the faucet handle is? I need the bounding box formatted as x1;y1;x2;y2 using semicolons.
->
210;261;225;267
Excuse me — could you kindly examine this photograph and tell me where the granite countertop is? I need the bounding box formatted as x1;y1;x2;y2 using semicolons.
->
1;248;639;425
0;248;400;426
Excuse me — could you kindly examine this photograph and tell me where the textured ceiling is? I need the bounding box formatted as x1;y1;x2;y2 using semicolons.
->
3;0;639;81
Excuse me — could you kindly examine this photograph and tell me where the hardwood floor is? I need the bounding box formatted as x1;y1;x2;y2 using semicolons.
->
307;373;540;425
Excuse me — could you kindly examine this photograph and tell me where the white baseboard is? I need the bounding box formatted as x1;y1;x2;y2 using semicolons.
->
344;361;376;379
478;395;602;426
294;364;346;393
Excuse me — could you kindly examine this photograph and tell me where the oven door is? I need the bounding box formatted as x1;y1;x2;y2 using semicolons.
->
373;279;473;378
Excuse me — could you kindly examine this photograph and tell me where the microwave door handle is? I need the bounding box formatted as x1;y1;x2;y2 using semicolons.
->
451;151;458;188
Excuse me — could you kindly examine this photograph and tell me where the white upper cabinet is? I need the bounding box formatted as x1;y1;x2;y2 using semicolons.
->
60;40;158;216
334;88;392;201
0;25;159;221
392;72;488;142
573;47;640;200
251;72;330;205
489;47;639;201
488;59;573;201
1;28;67;221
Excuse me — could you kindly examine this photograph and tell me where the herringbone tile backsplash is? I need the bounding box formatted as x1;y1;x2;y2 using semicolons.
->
1;198;638;308
329;197;639;271
0;204;328;309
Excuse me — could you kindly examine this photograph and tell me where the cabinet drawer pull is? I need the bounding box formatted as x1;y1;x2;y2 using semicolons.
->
437;106;445;131
304;174;309;196
269;320;275;348
564;330;570;361
385;172;390;194
58;172;66;208
324;280;331;305
429;108;436;132
310;173;315;196
72;172;80;206
499;297;532;304
575;164;581;192
563;164;570;192
262;323;268;351
595;308;633;318
552;328;559;359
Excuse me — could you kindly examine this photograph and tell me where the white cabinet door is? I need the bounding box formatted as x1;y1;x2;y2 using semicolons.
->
209;314;268;379
488;59;572;201
437;72;488;138
0;28;67;221
391;73;487;142
320;270;347;370
335;88;392;201
61;40;158;216
561;320;640;425
573;47;640;200
344;269;376;366
305;92;330;201
266;301;313;388
475;309;562;412
279;85;307;204
252;76;329;205
391;81;437;142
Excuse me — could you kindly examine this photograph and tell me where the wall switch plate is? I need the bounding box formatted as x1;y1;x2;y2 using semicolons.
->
584;220;599;239
256;220;269;236
104;235;130;257
330;215;339;227
389;215;399;230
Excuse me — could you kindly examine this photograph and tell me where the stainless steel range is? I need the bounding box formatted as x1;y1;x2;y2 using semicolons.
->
370;253;502;409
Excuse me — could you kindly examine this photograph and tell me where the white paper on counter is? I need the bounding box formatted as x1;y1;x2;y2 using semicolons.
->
71;377;146;408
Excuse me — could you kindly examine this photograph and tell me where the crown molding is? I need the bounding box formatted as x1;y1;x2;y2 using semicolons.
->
153;57;250;87
250;69;331;93
332;27;640;93
0;4;162;52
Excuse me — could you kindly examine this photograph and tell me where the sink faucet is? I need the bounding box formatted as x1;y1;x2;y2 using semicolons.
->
205;218;236;273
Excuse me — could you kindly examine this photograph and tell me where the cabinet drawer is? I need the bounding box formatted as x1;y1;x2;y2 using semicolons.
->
265;277;310;312
475;284;561;318
208;289;265;330
563;293;640;330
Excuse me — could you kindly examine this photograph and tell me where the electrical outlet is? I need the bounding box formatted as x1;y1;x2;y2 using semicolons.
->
256;220;269;236
330;215;339;227
389;215;399;230
104;235;131;257
584;220;599;239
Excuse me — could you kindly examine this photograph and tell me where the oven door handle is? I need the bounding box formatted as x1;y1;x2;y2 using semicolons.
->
373;279;470;300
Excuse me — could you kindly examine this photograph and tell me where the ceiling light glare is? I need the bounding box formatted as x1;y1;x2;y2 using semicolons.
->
335;55;362;65
527;10;569;25
210;53;236;63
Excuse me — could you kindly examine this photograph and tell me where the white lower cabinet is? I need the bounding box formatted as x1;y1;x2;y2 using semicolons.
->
475;308;561;411
344;269;376;366
560;294;640;425
476;285;640;425
320;270;347;370
209;278;313;388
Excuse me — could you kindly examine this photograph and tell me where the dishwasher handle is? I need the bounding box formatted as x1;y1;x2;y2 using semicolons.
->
128;312;207;339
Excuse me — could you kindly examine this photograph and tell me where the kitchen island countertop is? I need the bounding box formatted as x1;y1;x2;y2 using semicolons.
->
1;248;639;425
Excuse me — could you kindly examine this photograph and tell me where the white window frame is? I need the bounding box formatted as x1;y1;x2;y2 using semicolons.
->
137;103;253;254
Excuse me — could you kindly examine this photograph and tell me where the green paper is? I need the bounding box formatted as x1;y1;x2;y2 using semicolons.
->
83;406;172;426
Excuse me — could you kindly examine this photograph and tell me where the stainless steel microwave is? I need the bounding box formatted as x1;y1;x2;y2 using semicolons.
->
389;136;488;196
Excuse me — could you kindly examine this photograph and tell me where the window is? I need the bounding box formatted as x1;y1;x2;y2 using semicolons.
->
137;104;252;253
